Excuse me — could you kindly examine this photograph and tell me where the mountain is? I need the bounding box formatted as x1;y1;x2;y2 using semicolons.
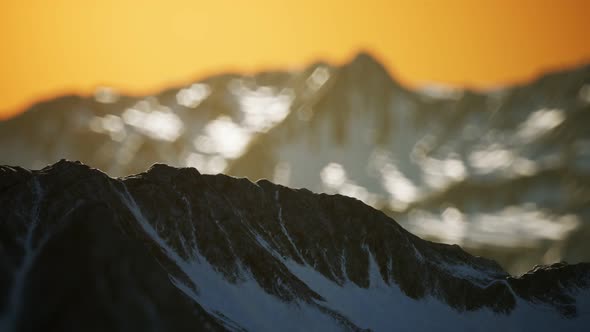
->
1;160;589;331
1;53;590;274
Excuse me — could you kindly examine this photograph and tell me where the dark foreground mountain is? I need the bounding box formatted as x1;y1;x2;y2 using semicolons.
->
1;160;589;331
1;54;589;274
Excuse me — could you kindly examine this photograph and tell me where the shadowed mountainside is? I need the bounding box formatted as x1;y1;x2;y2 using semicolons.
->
0;160;589;331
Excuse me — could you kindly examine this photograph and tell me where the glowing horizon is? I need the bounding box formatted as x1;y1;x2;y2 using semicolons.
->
1;0;590;119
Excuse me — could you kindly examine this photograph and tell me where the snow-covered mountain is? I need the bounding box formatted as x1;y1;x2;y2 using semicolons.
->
0;160;589;331
1;54;590;274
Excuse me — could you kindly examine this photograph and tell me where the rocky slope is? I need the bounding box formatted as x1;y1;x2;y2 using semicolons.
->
0;160;589;331
1;54;589;274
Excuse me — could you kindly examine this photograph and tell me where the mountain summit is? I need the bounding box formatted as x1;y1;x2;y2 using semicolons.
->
1;160;589;331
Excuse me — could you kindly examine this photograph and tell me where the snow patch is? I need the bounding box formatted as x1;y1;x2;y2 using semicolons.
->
116;183;345;331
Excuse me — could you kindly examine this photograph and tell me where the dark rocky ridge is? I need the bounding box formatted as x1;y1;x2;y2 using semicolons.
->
0;160;589;331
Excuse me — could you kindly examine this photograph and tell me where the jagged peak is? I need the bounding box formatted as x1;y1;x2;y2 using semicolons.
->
146;163;201;178
120;163;202;184
39;159;97;175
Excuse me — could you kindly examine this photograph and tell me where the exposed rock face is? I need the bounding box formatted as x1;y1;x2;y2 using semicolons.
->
0;160;589;331
1;54;589;274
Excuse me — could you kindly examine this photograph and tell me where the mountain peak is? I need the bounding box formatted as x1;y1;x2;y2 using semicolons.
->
346;51;390;75
38;159;105;179
141;163;202;181
350;51;380;65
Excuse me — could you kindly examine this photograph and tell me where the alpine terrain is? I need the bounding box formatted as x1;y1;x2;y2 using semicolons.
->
0;160;589;331
1;54;589;274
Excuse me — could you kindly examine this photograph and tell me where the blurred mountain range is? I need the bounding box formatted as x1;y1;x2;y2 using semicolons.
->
1;53;589;274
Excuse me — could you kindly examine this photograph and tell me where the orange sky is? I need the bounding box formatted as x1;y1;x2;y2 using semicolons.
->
1;0;589;119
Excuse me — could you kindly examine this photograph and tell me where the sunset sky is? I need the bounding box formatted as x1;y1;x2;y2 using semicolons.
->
1;0;589;119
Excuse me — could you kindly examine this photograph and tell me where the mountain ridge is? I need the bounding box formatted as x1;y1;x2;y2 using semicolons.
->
5;52;590;117
1;53;589;276
1;160;589;331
